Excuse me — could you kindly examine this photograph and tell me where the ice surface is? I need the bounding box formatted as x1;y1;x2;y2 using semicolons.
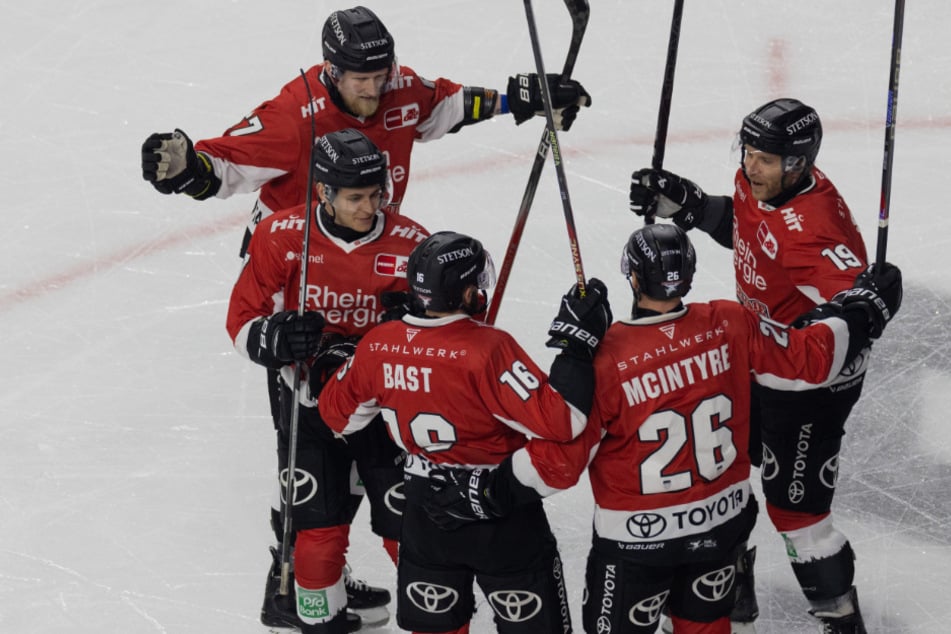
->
1;1;949;632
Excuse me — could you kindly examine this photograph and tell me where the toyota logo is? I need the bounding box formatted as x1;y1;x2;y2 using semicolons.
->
788;479;806;504
279;467;318;506
629;590;668;626
596;615;612;633
692;566;735;602
487;590;542;622
627;512;667;539
760;444;779;481
820;454;839;489
384;481;406;516
406;582;458;614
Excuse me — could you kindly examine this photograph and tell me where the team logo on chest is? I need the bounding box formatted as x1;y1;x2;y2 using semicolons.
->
375;253;409;277
384;103;420;130
756;220;779;260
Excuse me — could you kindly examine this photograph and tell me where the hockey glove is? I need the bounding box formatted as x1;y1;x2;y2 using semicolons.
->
141;129;221;199
247;311;325;368
506;73;592;131
380;291;420;323
423;466;509;531
629;168;708;230
307;334;358;398
546;277;612;360
835;262;903;339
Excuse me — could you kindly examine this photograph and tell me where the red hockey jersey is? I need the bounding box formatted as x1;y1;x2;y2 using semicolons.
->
731;167;868;324
317;314;589;470
226;205;429;356
196;65;465;220
508;302;853;548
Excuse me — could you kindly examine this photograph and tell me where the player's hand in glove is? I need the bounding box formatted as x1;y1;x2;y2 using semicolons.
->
380;291;420;323
835;262;903;339
423;466;509;531
247;311;325;368
629;168;708;230
307;334;358;398
546;278;612;359
506;73;592;131
141;129;221;199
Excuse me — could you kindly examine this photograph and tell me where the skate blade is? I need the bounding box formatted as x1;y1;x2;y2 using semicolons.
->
352;605;390;626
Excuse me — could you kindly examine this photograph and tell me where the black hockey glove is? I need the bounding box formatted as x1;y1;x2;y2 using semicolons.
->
423;466;509;531
834;262;903;339
546;277;612;360
247;311;325;368
506;73;592;131
141;129;221;199
380;291;421;323
629;168;708;230
791;302;843;329
307;334;358;398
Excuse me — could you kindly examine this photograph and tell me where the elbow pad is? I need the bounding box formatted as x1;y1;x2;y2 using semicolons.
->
453;86;499;131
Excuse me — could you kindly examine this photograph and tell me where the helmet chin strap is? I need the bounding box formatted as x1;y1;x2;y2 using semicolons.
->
628;276;643;318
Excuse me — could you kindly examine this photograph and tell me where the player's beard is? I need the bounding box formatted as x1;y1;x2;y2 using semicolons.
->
342;93;380;118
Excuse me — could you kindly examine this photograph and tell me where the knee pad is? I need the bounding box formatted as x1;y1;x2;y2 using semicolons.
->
294;525;350;589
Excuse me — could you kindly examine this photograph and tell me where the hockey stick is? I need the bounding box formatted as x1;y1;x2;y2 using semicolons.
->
645;0;685;225
484;0;590;324
522;0;588;294
876;0;904;266
278;68;318;596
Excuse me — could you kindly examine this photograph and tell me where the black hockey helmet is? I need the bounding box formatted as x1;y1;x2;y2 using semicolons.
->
739;98;822;171
322;6;395;74
407;231;496;313
621;223;696;300
312;128;389;201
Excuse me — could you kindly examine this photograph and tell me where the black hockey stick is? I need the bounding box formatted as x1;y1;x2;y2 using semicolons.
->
278;68;319;596
876;0;904;266
645;0;685;225
485;0;590;324
521;0;588;294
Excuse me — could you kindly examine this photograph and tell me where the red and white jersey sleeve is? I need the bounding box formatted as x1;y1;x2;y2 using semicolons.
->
583;300;850;545
225;206;429;350
195;65;466;217
317;315;589;469
732;167;868;324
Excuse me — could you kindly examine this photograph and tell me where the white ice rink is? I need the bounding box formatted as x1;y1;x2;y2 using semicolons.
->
2;1;950;632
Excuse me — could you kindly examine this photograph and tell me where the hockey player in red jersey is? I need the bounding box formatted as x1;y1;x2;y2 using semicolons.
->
142;9;590;622
423;224;902;634
226;128;430;633
629;99;884;632
141;5;592;257
317;231;613;634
